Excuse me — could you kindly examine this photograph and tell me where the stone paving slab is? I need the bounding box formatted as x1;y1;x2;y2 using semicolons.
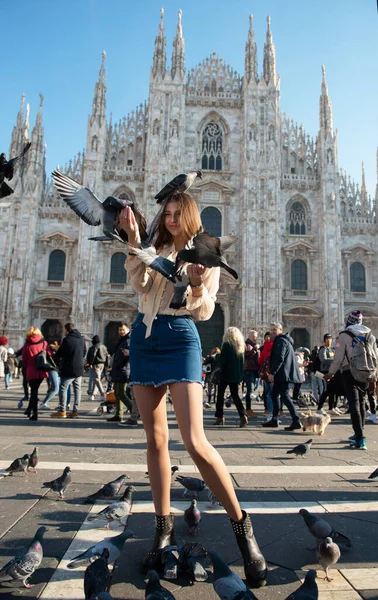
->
341;569;378;591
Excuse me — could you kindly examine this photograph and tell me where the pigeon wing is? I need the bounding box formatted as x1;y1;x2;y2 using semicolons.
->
52;170;103;226
218;234;238;252
155;173;187;202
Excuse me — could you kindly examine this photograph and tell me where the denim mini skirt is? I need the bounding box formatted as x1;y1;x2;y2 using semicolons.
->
129;313;203;387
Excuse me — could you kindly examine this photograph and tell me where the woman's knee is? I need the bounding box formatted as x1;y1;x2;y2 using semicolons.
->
145;427;169;452
185;437;212;461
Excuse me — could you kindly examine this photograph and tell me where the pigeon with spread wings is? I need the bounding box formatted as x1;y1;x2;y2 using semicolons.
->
0;142;31;198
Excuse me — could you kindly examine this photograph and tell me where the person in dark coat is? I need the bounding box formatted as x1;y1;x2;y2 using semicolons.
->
86;335;108;400
107;323;132;423
243;330;260;417
262;322;302;431
51;323;86;419
21;327;52;421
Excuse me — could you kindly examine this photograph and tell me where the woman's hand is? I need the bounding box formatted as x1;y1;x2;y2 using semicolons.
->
118;206;140;246
187;264;205;286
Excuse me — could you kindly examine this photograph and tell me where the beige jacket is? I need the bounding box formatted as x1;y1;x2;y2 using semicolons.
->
327;325;376;376
125;244;220;337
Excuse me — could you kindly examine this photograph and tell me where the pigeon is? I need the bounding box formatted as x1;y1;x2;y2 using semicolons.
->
208;489;222;507
287;439;313;458
317;537;340;582
97;594;113;600
175;232;238;280
52;170;147;243
0;526;46;588
146;569;176;599
4;454;29;476
161;545;180;580
154;170;202;203
285;569;318;599
208;550;258;599
87;485;136;528
128;245;177;282
84;548;111;599
179;542;208;582
175;475;206;498
84;474;129;504
146;465;179;478
42;466;72;499
0;142;31;198
184;499;201;535
368;467;378;479
28;447;39;472
298;509;352;548
67;528;134;569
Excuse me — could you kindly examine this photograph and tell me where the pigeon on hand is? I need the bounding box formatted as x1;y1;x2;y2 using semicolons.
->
52;170;147;243
184;499;201;536
0;526;46;589
287;439;313;458
298;509;352;548
87;485;136;528
161;545;180;580
28;447;39;472
146;569;176;599
179;542;208;582
128;245;177;282
317;537;340;582
208;550;258;599
368;467;378;479
84;548;111;599
4;454;30;476
42;466;72;499
84;474;129;504
67;528;134;569
175;475;206;498
175;232;238;280
154;171;202;204
0;142;31;198
285;569;318;599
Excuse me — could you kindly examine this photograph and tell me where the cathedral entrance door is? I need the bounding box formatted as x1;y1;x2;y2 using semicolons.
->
41;319;63;344
195;304;224;357
104;321;122;355
290;327;310;350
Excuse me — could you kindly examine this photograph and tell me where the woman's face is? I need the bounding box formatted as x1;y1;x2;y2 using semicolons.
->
164;201;182;237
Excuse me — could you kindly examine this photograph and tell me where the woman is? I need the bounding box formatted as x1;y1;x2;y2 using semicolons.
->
120;195;267;588
0;336;8;383
215;327;247;427
40;343;60;410
203;346;221;404
21;327;52;421
292;350;307;401
258;332;274;416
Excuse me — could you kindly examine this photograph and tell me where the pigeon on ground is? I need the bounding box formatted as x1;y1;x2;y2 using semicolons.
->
175;232;238;280
287;439;313;458
52;170;147;243
84;548;111;599
208;550;258;599
84;474;129;504
285;569;318;599
161;546;180;580
0;142;31;198
67;528;134;569
4;454;30;476
208;489;222;507
146;569;176;599
368;467;378;479
154;171;202;203
42;466;72;499
0;526;46;588
179;542;208;582
87;485;136;528
28;447;39;472
146;465;179;478
184;499;201;536
298;509;352;548
317;537;340;582
175;475;206;498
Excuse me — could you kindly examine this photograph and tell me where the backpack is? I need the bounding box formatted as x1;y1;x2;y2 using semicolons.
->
343;330;378;383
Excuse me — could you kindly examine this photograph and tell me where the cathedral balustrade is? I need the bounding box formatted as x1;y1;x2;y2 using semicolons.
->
283;289;318;302
281;173;319;191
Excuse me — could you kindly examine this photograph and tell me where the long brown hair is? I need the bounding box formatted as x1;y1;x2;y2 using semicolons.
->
154;193;202;251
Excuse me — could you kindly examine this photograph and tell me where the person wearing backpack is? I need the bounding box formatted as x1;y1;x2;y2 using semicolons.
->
325;310;378;450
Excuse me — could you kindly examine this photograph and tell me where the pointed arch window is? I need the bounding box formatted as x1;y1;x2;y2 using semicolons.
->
289;201;306;235
48;250;66;281
201;207;222;237
110;252;127;284
350;262;365;292
291;259;307;290
202;122;222;171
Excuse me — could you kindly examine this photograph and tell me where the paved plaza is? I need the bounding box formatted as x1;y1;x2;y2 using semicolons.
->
1;379;378;599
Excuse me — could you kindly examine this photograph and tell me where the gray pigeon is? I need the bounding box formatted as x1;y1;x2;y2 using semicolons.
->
184;499;201;536
87;485;136;528
317;537;340;582
161;545;180;580
287;439;313;458
299;509;352;548
84;548;111;599
0;526;46;588
175;475;206;498
146;569;176;599
4;453;29;476
42;466;72;499
208;550;258;599
175;232;239;280
368;467;378;479
285;569;318;599
28;447;39;472
208;489;222;507
67;528;134;569
179;542;208;582
154;170;202;203
84;474;129;504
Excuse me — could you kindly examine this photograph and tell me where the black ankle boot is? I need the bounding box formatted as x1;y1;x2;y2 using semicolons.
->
142;514;176;571
230;510;267;587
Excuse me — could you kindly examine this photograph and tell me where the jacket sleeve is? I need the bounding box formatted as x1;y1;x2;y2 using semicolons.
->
270;338;286;377
124;254;155;294
327;334;347;376
186;267;220;321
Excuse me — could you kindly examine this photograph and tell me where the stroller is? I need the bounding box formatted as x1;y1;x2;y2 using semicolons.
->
96;383;133;416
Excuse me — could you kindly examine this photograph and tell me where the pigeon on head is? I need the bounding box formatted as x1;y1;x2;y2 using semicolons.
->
154;170;202;203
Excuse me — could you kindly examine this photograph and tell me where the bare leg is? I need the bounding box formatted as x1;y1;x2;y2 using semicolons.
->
133;385;171;516
170;382;242;522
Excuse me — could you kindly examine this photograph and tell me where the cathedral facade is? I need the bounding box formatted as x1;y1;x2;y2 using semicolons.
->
1;10;378;354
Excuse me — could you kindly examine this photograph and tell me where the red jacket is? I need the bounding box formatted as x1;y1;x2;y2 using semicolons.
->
22;335;51;381
258;340;273;367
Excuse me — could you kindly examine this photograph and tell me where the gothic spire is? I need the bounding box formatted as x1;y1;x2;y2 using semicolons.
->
361;161;369;207
90;51;107;127
28;93;45;173
319;65;333;132
152;8;166;78
9;93;26;157
263;16;276;85
171;9;185;79
244;15;258;84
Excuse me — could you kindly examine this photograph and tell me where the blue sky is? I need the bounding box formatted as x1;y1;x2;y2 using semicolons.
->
2;0;377;195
